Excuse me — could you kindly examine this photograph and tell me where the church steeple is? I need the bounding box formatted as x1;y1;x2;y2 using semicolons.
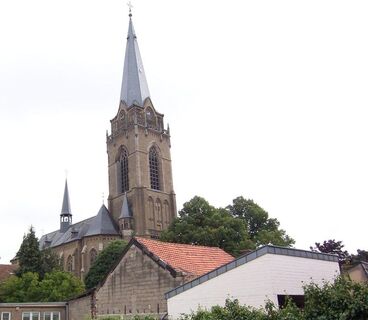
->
120;12;150;107
60;179;72;233
107;9;177;239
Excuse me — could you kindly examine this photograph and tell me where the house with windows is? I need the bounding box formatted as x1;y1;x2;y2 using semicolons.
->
0;302;66;320
166;245;340;319
35;9;177;280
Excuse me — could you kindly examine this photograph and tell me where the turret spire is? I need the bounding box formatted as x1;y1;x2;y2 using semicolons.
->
120;10;150;107
60;179;72;233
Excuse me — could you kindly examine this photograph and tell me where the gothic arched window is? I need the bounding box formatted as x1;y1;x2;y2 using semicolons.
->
149;147;160;190
90;248;97;266
67;255;73;272
120;147;129;193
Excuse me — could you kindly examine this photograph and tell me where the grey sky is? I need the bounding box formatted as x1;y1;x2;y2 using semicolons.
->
1;0;367;263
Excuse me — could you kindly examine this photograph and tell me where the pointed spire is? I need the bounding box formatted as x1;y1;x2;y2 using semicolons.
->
60;179;72;233
120;11;150;107
119;193;132;219
61;179;71;215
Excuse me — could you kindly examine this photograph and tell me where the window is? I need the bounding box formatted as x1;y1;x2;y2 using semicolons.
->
149;147;160;190
44;312;60;320
22;312;40;320
67;255;73;272
120;147;129;193
90;248;98;266
1;312;11;320
277;295;305;309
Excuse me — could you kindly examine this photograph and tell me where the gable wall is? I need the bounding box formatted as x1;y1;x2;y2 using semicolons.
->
96;244;184;318
168;254;340;319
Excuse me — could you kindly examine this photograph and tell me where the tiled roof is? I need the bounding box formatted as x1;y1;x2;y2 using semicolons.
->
0;264;17;282
135;237;234;278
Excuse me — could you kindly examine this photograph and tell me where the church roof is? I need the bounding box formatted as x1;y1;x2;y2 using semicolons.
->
135;237;234;278
39;205;119;249
61;179;71;215
120;13;150;107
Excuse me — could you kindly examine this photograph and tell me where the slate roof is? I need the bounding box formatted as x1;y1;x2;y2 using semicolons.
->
120;14;151;107
39;205;119;249
0;264;17;282
135;237;234;278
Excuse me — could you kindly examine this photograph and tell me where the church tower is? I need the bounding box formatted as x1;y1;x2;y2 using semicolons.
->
107;11;177;239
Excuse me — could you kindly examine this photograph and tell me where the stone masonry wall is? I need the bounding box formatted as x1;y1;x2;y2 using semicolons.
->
96;244;184;318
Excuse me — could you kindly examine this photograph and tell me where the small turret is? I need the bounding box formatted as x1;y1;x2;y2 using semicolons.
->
118;193;133;239
60;179;72;233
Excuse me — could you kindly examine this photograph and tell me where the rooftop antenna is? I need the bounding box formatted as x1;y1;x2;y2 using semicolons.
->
127;0;133;17
102;192;105;205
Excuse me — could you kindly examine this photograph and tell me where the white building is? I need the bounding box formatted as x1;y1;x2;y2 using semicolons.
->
166;245;340;319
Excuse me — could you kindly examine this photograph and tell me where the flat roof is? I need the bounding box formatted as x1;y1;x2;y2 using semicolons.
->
165;245;339;299
0;302;67;307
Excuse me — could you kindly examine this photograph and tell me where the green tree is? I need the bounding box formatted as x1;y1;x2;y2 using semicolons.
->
16;227;42;276
40;248;61;278
16;227;61;279
0;271;84;302
161;196;293;256
310;239;350;265
84;240;128;289
38;271;84;301
227;197;294;247
161;196;253;256
303;276;368;320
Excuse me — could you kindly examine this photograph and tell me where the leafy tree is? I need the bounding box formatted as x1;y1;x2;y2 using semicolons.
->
161;196;253;256
16;226;42;276
303;276;368;320
38;271;85;301
0;271;84;302
161;196;293;256
227;197;295;247
84;240;128;290
310;239;350;265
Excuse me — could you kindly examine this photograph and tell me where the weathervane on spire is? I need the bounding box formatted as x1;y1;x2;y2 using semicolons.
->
127;1;133;17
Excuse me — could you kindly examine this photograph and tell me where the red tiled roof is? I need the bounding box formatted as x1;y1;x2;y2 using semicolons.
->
0;264;17;282
135;237;234;277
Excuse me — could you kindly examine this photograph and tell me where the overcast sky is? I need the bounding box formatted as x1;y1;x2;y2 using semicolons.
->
1;0;367;264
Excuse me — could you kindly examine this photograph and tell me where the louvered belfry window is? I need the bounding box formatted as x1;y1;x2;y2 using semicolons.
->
149;147;160;190
120;148;129;193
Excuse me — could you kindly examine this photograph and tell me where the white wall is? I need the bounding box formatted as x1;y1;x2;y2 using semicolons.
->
167;254;339;319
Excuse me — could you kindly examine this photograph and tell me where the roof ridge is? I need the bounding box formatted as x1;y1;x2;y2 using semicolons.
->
135;237;227;250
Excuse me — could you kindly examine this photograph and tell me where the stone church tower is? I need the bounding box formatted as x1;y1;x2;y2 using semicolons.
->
107;12;177;239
